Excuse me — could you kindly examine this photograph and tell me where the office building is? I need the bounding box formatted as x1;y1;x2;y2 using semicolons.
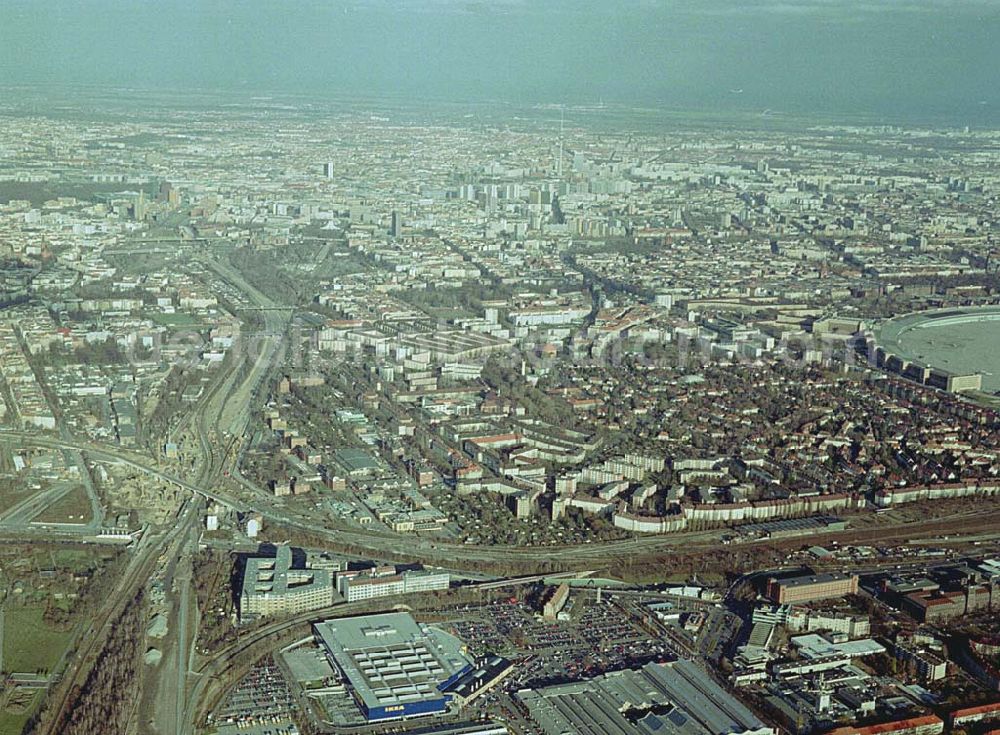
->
239;545;334;619
894;641;948;682
337;567;450;603
767;572;858;604
902;585;992;623
827;715;944;735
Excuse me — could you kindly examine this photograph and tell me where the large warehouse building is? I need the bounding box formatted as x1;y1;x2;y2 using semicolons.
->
517;659;773;735
314;612;473;723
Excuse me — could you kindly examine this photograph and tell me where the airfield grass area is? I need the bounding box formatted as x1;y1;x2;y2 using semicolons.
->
32;486;92;525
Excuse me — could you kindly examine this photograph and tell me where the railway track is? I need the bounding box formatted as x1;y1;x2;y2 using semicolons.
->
36;500;198;735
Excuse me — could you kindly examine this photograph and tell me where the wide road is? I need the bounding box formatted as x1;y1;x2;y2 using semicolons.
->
0;481;74;527
5;426;999;573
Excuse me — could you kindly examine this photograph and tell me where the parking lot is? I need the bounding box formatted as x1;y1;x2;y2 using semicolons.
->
208;656;300;735
215;589;736;734
442;593;677;692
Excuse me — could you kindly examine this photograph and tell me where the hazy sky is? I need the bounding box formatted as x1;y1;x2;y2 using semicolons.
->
1;0;998;123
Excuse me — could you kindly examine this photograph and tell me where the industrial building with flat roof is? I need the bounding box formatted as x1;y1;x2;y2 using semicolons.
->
239;545;335;619
517;659;774;735
314;612;473;723
398;722;509;735
333;447;381;476
441;655;514;708
766;572;858;604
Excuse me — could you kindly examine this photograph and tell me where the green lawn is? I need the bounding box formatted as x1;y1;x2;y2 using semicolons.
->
1;606;71;674
50;548;94;567
149;312;201;327
0;706;33;735
0;688;41;735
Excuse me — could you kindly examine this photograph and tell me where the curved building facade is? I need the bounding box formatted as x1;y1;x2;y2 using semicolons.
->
864;305;1000;394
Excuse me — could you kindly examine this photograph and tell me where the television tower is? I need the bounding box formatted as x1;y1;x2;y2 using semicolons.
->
557;106;564;178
